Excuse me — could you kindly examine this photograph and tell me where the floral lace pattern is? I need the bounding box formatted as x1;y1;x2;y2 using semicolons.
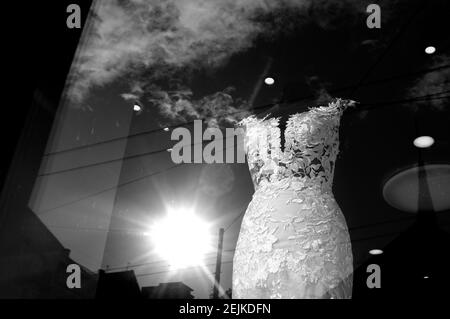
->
232;99;354;299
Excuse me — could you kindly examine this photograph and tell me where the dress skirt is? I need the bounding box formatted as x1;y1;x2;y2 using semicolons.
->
232;180;353;299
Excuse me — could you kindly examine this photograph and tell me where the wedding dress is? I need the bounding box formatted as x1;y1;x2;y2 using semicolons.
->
232;99;354;299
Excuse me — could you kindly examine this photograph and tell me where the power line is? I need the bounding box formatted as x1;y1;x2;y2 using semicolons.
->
135;260;234;278
38;146;172;177
45;209;247;237
349;0;427;96
103;212;450;273
40;64;450;160
36;92;450;178
116;222;450;278
36;141;238;215
35;92;450;214
43;120;195;157
47;224;146;233
134;232;374;279
358;92;450;111
46;203;247;235
224;208;246;232
335;64;449;94
105;249;237;273
36;163;185;215
37;131;241;177
53;213;406;237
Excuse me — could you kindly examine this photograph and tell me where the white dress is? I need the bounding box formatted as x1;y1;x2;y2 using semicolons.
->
232;99;354;299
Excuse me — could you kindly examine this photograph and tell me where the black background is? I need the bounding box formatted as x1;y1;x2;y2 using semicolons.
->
1;1;91;191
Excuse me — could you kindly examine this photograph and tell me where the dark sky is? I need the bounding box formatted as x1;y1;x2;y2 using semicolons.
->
30;0;450;298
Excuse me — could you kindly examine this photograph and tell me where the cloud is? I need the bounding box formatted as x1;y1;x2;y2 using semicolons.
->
149;86;251;127
67;0;267;103
65;0;392;124
120;93;140;101
305;75;333;105
406;54;450;112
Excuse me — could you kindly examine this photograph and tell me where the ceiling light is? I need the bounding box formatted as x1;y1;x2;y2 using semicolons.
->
425;46;436;54
413;136;434;148
163;127;170;132
264;77;275;85
369;249;383;255
382;164;450;213
133;103;141;112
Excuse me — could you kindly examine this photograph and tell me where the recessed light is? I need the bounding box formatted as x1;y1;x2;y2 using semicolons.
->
382;164;450;213
413;136;434;148
133;104;141;112
425;46;436;54
163;127;170;132
423;275;430;279
264;77;275;85
369;249;383;255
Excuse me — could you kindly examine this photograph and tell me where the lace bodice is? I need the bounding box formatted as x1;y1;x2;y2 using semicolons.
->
240;99;353;193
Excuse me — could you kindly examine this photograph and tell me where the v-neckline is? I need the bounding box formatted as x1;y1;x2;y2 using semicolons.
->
248;103;336;154
269;112;303;154
262;103;337;153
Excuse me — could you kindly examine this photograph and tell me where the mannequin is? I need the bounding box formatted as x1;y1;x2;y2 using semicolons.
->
232;97;355;299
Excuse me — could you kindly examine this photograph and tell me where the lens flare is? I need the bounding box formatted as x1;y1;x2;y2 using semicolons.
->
150;207;212;269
